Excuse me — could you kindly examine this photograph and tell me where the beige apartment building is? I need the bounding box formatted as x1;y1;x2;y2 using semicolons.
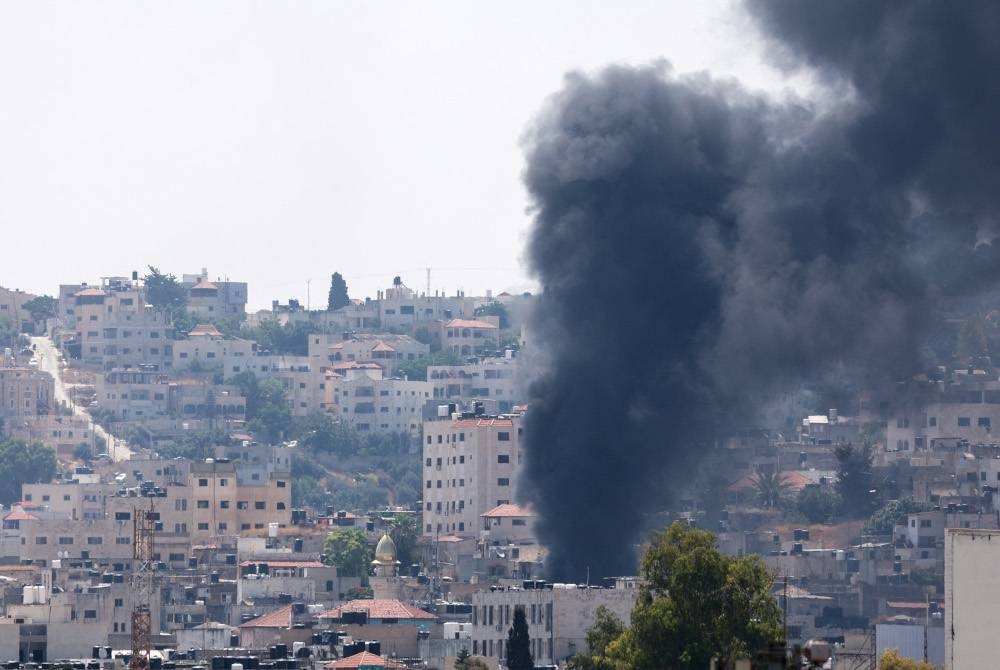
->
0;285;37;332
330;376;433;435
428;357;524;414
182;271;248;321
439;318;500;356
189;458;291;541
173;323;256;370
310;333;429;377
0;367;54;418
422;412;524;537
7;415;97;458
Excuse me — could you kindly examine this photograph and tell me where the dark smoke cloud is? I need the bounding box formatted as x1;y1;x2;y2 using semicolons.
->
520;2;1000;581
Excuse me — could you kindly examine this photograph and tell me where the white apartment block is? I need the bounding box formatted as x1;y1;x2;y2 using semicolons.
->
7;415;96;457
173;324;255;370
95;369;245;421
310;332;429;377
226;354;327;416
0;285;37;332
0;367;54;418
468;581;638;666
376;282;481;332
428;357;524;414
422;413;523;537
887;380;1000;452
440;318;500;356
181;269;248;320
332;377;433;435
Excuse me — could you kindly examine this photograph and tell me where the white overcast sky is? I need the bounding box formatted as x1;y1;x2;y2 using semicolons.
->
0;1;810;310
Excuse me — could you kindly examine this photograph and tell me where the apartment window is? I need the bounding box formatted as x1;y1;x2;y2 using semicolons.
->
237;501;248;510
980;417;992;428
929;416;937;426
218;522;227;531
220;478;228;486
116;537;130;545
425;458;432;466
459;455;465;464
426;480;432;489
197;523;209;530
426;524;432;532
35;537;47;545
497;454;510;464
920;519;933;528
512;519;526;526
497;432;510;441
255;501;266;510
197;500;209;509
426;436;432;444
220;501;230;509
277;480;287;488
497;478;510;486
436;480;442;488
84;610;97;619
42;495;50;502
426;502;432;511
114;598;124;607
959;417;971;427
459;479;465;487
63;494;71;501
277;502;286;509
437;435;443;444
198;478;208;486
88;537;103;545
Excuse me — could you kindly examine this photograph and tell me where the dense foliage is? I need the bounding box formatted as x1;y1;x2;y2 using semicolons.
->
143;266;187;309
323;528;373;580
328;272;350;311
237;320;319;356
835;442;879;518
506;606;534;670
865;498;934;536
22;295;58;322
0;439;57;506
571;522;782;670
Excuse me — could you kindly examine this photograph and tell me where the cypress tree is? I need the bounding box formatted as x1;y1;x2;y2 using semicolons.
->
506;606;534;670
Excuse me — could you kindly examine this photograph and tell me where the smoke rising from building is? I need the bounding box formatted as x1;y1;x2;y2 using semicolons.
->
520;1;1000;581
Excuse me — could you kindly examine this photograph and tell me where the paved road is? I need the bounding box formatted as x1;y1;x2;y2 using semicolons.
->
31;335;134;462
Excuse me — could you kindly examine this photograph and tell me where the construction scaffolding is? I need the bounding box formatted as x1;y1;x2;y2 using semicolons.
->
130;500;155;670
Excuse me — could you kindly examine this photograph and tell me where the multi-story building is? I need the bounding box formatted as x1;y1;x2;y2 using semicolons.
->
422;410;524;537
189;456;291;542
7;415;97;458
375;280;480;332
59;278;174;371
467;579;639;666
311;332;429;377
227;354;327;417
173;324;256;370
440;318;500;356
181;269;248;321
0;285;38;332
428;357;524;414
332;377;433;435
0;366;54;418
96;369;245;421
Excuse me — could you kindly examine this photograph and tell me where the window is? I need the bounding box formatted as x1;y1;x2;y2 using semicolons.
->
425;458;432;466
35;536;47;544
980;417;992;428
459;455;465;464
84;610;97;619
920;519;933;528
497;454;510;464
498;478;510;486
220;501;230;509
277;502;286;509
218;522;227;531
277;480;287;488
237;501;248;510
497;431;510;441
58;537;74;545
929;416;937;426
197;500;209;509
88;537;103;545
198;478;208;486
436;480;442;488
426;480;432;489
255;501;266;510
959;417;971;427
114;598;124;607
198;523;209;530
116;537;130;545
220;478;228;486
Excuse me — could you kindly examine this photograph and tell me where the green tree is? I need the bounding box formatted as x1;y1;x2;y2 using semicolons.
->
388;514;421;566
878;649;935;670
796;485;841;524
74;442;94;462
395;349;463;382
473;301;510;329
506;606;534;670
229;373;292;442
0;439;57;506
22;295;58;322
750;470;791;509
864;498;934;535
610;522;782;670
835;442;879;518
327;272;350;311
567;606;625;670
323;528;373;580
143;266;187;309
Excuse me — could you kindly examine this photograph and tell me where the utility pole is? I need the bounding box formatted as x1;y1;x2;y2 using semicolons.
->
426;268;431;297
130;499;155;670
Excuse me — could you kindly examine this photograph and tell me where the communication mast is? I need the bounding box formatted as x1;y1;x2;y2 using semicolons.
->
130;500;155;670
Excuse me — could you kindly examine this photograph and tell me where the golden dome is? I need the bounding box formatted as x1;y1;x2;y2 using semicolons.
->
373;532;399;565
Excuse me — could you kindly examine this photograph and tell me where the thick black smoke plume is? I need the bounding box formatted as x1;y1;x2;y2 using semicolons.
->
520;1;1000;581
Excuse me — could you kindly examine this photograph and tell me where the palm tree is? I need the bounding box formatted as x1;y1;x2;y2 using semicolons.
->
751;470;792;509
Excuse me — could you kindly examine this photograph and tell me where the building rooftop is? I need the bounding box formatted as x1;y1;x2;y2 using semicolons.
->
317;599;435;621
444;319;497;329
238;604;293;628
482;503;534;518
451;417;514;428
324;651;406;669
189;324;226;337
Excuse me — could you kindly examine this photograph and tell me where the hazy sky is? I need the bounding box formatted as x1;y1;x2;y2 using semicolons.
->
0;1;809;310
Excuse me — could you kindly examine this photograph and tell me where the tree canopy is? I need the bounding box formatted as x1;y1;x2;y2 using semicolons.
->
865;498;934;536
473;301;510;329
878;649;935;670
585;522;782;670
22;295;58;322
506;606;534;670
143;266;187;309
328;272;350;311
567;606;625;670
835;442;879;518
0;439;57;506
323;528;373;580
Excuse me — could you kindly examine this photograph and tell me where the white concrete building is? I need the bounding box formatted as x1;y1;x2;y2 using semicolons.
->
422;412;524;538
332;377;433;435
428;357;524;414
944;527;1000;669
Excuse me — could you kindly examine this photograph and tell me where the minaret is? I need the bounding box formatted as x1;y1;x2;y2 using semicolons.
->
370;532;402;599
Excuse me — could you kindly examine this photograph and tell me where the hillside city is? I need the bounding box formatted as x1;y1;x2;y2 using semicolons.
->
0;268;996;669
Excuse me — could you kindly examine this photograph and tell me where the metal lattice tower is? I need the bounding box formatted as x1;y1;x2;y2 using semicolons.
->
129;500;155;670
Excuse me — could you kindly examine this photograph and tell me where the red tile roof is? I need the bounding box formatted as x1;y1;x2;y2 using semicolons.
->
3;509;39;522
444;319;497;329
317;599;435;621
239;604;293;628
324;651;406;669
332;361;382;371
189;324;225;337
238;560;324;568
451;418;514;428
482;503;534;518
370;340;396;353
191;280;218;290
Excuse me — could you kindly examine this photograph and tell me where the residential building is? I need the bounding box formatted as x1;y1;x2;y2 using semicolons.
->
312;333;429;377
332;377;433;435
0;367;54;418
181;269;248;321
173;324;255;370
6;415;97;458
422;411;524;538
0;286;38;333
428;357;524;414
439;318;500;356
944;527;1000;669
467;579;638;666
189;457;291;541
